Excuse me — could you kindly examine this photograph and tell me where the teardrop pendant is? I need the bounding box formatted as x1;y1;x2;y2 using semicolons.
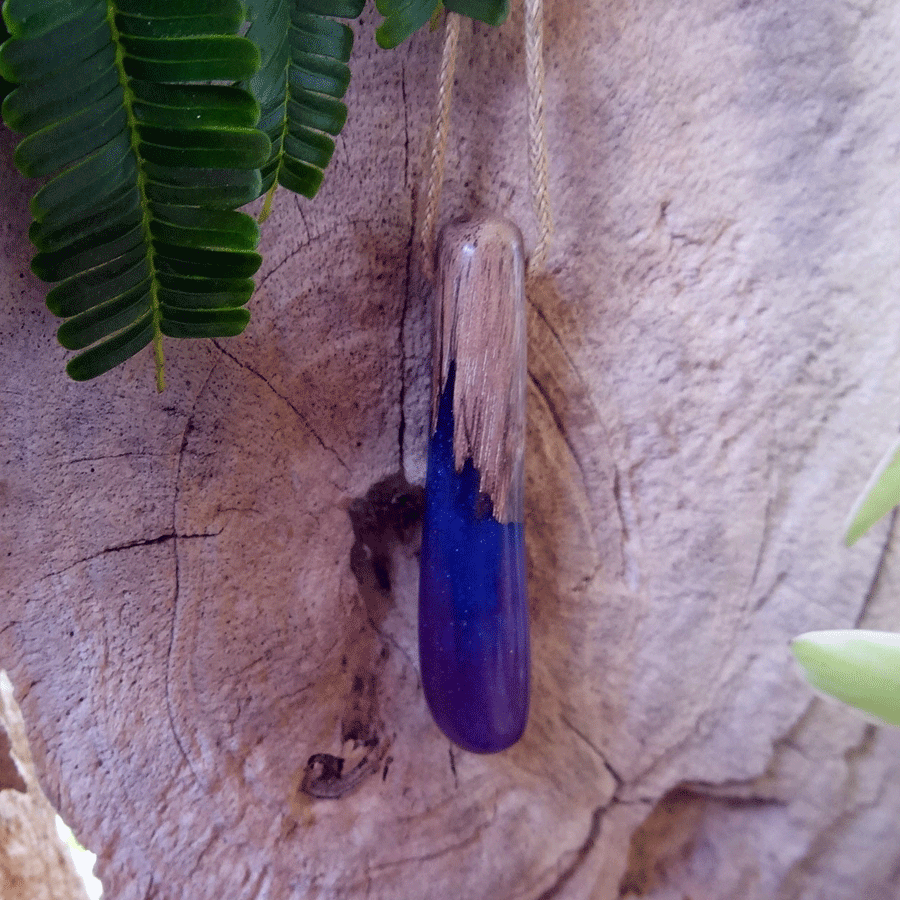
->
418;218;530;753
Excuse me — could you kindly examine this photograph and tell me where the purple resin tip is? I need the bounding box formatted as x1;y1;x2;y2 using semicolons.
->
418;364;530;753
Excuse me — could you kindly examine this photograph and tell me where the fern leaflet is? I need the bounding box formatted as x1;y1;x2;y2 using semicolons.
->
375;0;509;49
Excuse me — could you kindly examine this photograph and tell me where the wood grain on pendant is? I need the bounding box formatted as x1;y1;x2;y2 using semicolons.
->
419;218;530;753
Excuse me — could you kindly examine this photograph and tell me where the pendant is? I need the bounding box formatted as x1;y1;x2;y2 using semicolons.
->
418;218;530;753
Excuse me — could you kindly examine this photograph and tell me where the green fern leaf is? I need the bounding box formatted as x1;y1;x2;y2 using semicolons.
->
0;10;13;101
243;0;363;219
375;0;439;50
373;0;507;49
442;0;508;28
1;0;270;387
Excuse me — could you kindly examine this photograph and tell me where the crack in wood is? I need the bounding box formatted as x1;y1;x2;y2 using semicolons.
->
212;340;350;475
534;805;606;900
366;809;497;874
560;714;623;791
853;508;897;628
448;745;458;789
776;723;882;894
528;370;588;494
163;365;217;790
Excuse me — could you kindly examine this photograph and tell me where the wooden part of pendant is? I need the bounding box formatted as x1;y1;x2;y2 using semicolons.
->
419;217;530;753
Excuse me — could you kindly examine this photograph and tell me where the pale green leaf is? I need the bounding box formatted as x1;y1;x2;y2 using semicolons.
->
792;630;900;727
844;435;900;545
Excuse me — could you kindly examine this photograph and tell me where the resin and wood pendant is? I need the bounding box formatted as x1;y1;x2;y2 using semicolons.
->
419;218;530;753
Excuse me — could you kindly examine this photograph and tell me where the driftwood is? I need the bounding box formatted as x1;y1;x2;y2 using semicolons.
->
0;674;90;900
3;1;900;897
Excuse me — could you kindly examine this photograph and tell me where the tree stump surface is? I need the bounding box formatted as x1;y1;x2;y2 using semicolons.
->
2;1;900;898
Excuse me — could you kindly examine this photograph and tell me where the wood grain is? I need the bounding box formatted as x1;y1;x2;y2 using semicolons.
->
432;218;526;523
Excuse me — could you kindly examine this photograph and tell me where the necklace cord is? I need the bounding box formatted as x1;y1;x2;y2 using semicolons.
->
419;11;462;281
418;2;552;281
524;0;552;277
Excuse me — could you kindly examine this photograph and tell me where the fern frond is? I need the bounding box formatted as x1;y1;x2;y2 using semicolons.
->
0;0;270;386
244;0;363;219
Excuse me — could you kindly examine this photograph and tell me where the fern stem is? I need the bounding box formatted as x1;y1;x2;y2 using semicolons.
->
105;0;166;390
258;60;291;225
154;340;165;392
258;176;280;224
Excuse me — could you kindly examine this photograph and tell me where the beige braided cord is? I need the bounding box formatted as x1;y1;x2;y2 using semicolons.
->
419;11;462;281
418;1;552;280
524;0;553;277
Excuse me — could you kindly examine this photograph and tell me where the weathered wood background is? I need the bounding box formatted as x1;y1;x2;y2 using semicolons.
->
3;0;900;897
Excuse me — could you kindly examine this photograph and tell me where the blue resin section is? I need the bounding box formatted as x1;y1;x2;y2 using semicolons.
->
419;366;530;753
